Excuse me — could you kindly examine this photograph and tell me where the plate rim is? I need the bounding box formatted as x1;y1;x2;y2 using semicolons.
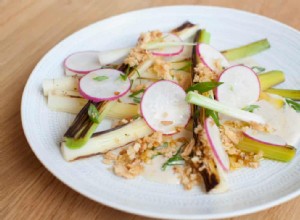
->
21;5;300;219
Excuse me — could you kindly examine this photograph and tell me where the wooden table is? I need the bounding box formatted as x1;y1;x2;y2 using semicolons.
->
2;0;300;219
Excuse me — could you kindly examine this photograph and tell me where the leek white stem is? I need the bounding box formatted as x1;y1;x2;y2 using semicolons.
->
143;42;196;50
186;91;265;124
61;118;152;161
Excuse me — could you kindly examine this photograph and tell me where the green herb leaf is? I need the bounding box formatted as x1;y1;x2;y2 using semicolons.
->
119;74;127;81
206;109;220;126
93;76;109;81
162;144;185;171
176;61;192;71
129;89;145;98
134;67;141;78
119;65;131;81
286;99;300;112
242;105;260;113
186;82;223;93
132;114;141;119
251;66;266;73
132;97;141;103
88;103;100;123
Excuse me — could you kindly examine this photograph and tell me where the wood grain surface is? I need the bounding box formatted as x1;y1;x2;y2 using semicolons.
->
1;0;300;219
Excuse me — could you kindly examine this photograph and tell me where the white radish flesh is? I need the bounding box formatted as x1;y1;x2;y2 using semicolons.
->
150;34;184;57
216;65;261;108
79;69;130;102
197;44;229;72
205;118;230;172
141;80;191;135
243;128;287;146
64;51;101;75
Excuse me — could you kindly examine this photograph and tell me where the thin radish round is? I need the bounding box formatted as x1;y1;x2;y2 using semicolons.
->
205;118;230;172
64;51;101;75
150;34;184;57
216;65;261;108
79;69;130;102
141;80;191;135
243;128;286;146
197;43;229;72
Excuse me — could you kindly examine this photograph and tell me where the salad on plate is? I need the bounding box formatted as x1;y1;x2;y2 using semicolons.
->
42;21;300;193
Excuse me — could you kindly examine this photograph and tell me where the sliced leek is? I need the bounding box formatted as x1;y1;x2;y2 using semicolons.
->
221;39;270;61
186;91;265;124
259;92;285;109
258;70;285;90
61;118;153;161
266;88;300;101
43;77;79;96
236;136;296;162
48;93;139;118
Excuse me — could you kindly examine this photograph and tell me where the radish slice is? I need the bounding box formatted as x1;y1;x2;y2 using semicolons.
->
64;51;101;75
150;34;184;57
141;80;191;135
216;65;261;108
205;118;230;172
243;128;287;146
79;69;130;102
197;43;229;72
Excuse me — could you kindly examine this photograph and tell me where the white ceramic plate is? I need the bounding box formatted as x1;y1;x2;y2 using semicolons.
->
22;6;300;219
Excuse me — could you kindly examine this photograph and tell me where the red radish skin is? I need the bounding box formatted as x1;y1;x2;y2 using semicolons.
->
150;34;184;57
243;129;286;146
140;80;191;135
79;69;131;102
197;44;229;72
205;118;230;172
215;65;261;109
64;51;101;74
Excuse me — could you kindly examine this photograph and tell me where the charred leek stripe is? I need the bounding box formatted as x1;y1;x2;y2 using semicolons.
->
171;21;199;41
258;70;285;90
190;30;225;193
61;118;153;161
236;137;296;162
64;100;115;149
266;88;300;101
186;91;265;124
221;39;270;61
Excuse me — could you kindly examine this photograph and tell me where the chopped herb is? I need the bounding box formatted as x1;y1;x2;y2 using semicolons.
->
251;66;266;73
132;114;141;119
134;67;141;78
93;76;108;81
129;89;145;103
161;144;185;171
119;65;131;81
206;109;220;126
129;89;145;98
286;99;300;112
132;97;141;103
119;74;127;81
151;152;162;159
186;82;223;93
175;61;192;71
161;142;169;148
242;105;260;113
88;103;100;123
